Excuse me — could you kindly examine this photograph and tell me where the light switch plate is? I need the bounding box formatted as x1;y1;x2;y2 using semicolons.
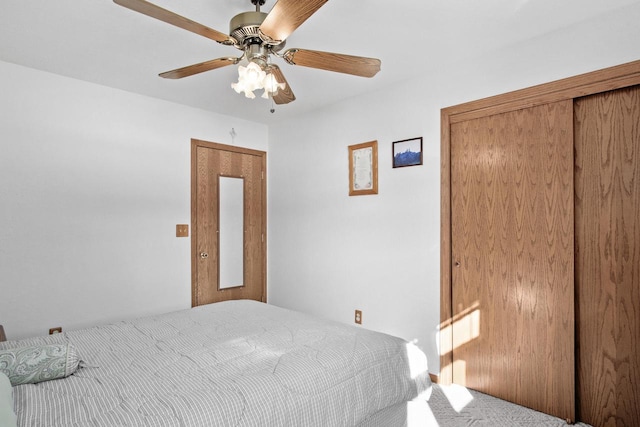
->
176;224;189;237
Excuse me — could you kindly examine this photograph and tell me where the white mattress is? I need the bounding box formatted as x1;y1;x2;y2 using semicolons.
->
2;300;431;426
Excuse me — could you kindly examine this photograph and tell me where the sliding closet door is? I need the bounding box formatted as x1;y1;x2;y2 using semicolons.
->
450;100;575;421
575;85;640;427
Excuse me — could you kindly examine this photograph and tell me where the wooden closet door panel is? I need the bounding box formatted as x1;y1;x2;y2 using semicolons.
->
450;100;575;421
575;86;640;427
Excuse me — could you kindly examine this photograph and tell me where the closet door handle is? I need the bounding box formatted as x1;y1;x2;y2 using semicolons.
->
200;252;209;259
454;261;461;267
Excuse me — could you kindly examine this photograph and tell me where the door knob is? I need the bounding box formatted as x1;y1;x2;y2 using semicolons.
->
200;252;209;259
454;261;461;267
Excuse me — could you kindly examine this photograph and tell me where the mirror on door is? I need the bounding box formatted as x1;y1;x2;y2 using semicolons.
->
219;175;244;289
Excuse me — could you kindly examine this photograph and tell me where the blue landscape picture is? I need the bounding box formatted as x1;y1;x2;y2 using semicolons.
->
394;150;421;167
393;138;422;167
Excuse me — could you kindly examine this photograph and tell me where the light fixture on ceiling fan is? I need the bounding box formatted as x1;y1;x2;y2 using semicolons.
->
113;0;381;107
231;61;285;100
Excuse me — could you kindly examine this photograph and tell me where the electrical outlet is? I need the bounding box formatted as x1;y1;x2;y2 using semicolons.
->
49;327;62;335
355;310;362;325
176;224;189;237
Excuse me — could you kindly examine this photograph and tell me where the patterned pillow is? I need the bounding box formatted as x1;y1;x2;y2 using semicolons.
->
0;371;17;427
0;343;80;386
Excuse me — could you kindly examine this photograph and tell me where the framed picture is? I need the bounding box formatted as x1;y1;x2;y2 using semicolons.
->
348;140;378;196
392;137;423;168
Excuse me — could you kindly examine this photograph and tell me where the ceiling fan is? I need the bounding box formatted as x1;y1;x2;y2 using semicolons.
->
113;0;382;105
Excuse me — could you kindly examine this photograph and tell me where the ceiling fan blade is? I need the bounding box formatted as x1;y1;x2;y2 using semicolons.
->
113;0;235;45
282;49;381;78
259;0;328;44
159;57;240;79
267;65;296;104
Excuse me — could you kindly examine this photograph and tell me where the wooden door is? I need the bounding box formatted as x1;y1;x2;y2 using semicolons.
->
574;85;640;426
450;100;575;421
191;139;266;306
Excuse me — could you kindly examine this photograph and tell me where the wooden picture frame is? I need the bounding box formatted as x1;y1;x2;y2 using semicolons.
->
392;137;423;168
348;140;378;196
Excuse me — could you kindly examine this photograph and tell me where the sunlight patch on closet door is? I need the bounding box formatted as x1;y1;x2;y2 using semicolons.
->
439;301;481;355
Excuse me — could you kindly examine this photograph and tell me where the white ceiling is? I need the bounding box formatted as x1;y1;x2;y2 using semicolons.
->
0;0;637;124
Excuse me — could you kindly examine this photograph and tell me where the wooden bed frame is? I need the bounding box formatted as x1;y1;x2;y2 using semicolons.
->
0;325;5;342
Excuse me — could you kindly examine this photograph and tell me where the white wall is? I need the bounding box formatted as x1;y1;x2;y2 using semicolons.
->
267;3;640;374
0;61;267;340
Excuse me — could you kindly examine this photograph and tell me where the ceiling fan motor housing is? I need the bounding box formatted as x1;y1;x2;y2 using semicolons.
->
230;11;284;64
230;11;268;46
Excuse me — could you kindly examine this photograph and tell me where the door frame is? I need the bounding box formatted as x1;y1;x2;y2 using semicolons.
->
440;59;640;384
191;138;267;307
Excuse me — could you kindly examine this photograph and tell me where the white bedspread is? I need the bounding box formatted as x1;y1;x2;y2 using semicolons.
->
2;300;431;426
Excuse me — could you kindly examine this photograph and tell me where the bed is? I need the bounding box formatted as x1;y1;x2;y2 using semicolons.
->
0;300;431;426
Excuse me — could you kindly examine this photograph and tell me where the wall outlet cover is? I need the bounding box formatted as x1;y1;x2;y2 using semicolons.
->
355;310;362;325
